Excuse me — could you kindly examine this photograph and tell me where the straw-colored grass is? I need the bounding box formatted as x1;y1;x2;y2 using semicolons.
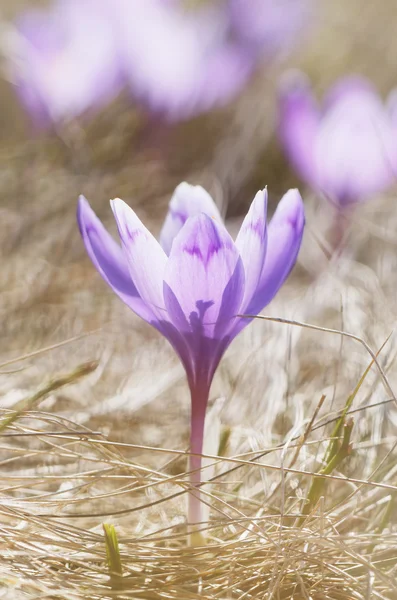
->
0;307;396;599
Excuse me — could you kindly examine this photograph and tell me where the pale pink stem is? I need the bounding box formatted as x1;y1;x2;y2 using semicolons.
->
330;206;353;256
188;379;210;531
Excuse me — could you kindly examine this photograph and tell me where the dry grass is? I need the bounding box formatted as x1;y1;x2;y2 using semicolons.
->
1;0;397;597
0;354;396;599
0;299;396;598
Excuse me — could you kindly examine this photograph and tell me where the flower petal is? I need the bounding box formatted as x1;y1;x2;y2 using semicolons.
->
163;214;244;341
235;189;268;311
278;71;319;187
322;75;377;110
159;182;223;255
77;196;156;322
316;78;397;204
111;198;168;321
245;188;304;316
115;0;203;117
11;0;121;125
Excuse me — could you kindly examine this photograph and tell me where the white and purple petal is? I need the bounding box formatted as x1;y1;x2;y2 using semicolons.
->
244;188;304;317
111;198;168;322
160;183;223;255
234;189;268;311
77;196;157;323
163;213;244;341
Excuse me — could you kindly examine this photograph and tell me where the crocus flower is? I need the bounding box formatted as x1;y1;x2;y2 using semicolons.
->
77;182;304;534
8;0;122;128
279;73;397;207
115;0;312;121
8;0;312;127
113;0;254;121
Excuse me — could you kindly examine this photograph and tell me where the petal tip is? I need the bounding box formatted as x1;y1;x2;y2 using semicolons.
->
110;197;124;209
279;189;305;231
77;195;93;234
324;74;376;108
77;194;90;213
250;188;269;221
173;181;192;194
259;187;268;202
110;198;132;227
171;182;216;209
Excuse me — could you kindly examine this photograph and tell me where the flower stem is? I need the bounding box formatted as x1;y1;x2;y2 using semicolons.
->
329;206;352;256
188;379;210;545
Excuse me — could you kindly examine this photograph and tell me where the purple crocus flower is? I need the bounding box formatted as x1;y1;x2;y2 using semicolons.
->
279;73;397;207
113;0;254;121
77;182;304;532
8;0;312;127
8;0;122;128
115;0;312;121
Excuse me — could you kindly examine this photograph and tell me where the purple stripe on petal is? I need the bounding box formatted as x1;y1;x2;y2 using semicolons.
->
111;198;168;322
213;259;245;340
160;183;223;255
164;213;245;341
77;196;156;324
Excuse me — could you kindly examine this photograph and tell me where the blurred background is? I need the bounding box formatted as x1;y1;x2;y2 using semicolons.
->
1;0;397;451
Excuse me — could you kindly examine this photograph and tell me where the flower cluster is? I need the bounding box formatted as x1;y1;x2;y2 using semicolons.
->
7;0;310;127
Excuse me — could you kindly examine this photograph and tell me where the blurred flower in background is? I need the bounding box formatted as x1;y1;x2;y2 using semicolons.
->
279;72;397;208
4;0;312;129
4;0;122;128
113;0;253;121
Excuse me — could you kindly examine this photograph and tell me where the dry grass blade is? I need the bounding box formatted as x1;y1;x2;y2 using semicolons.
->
0;379;395;599
0;361;98;432
239;314;395;403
